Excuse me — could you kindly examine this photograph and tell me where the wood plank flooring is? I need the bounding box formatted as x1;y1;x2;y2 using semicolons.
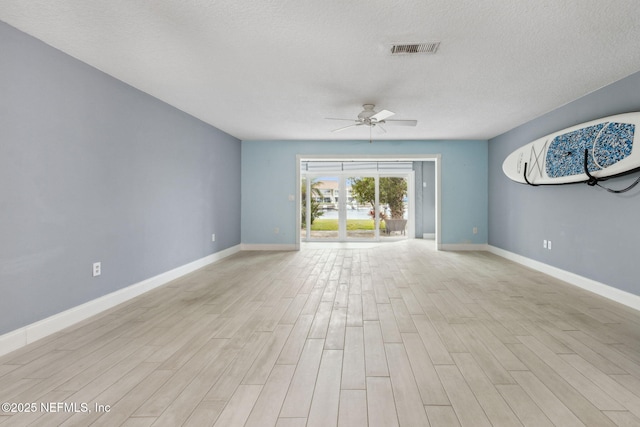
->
2;240;640;426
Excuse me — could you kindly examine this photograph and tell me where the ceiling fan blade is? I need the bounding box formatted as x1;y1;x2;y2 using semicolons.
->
326;117;357;121
371;109;395;121
332;123;362;132
384;119;417;127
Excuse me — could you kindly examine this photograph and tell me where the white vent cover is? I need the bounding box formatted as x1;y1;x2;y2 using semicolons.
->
390;42;440;55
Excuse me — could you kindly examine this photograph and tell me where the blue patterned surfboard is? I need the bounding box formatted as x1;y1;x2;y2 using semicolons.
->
546;122;634;178
503;113;640;185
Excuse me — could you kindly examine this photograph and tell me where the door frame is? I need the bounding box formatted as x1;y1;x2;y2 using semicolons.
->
296;154;441;250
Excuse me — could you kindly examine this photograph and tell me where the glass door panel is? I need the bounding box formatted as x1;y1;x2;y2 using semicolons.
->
302;175;339;240
380;176;409;239
345;176;378;240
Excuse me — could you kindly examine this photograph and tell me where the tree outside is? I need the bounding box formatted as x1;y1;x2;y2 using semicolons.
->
349;177;407;219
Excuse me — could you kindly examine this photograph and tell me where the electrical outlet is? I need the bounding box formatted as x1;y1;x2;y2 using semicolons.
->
211;233;216;242
274;227;280;234
543;240;547;249
548;240;552;250
473;227;478;235
93;262;101;277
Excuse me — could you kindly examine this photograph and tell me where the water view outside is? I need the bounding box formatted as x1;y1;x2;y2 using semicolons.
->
321;209;369;219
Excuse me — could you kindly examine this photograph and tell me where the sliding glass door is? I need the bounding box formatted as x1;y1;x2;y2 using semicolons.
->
301;167;413;242
301;175;377;241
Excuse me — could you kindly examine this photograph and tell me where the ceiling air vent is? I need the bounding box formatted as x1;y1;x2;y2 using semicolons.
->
390;42;440;55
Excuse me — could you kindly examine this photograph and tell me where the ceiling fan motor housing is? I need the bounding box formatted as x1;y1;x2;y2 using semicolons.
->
358;104;378;123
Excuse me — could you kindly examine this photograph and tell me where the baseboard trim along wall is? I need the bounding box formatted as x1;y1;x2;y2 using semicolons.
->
488;245;640;312
0;244;242;358
440;243;490;251
241;244;298;251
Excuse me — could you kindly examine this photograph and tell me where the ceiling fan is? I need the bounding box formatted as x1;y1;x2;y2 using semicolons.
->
326;104;418;133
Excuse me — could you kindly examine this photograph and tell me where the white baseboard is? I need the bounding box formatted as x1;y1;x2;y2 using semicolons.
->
422;233;436;239
440;243;489;251
488;245;640;312
0;244;241;358
241;244;298;251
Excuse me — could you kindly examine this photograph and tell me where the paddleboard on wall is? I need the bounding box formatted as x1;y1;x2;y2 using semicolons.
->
502;112;640;185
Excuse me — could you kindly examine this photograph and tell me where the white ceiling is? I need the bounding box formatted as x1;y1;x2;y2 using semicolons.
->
2;1;640;141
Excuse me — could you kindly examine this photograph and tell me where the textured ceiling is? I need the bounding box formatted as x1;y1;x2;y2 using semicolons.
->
2;1;640;141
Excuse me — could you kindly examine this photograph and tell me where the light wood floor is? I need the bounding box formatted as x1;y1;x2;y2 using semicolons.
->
2;240;640;426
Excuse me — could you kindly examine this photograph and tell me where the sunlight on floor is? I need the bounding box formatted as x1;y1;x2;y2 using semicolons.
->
301;238;436;251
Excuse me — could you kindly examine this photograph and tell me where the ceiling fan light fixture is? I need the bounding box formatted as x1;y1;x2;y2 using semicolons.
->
390;42;440;55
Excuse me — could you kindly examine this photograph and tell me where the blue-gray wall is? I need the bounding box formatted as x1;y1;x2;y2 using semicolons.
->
241;140;488;246
489;70;640;297
0;21;241;334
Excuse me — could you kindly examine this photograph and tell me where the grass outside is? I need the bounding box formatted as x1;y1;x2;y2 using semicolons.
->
309;218;385;231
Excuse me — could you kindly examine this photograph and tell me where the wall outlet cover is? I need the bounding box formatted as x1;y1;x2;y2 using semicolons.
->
93;262;101;277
